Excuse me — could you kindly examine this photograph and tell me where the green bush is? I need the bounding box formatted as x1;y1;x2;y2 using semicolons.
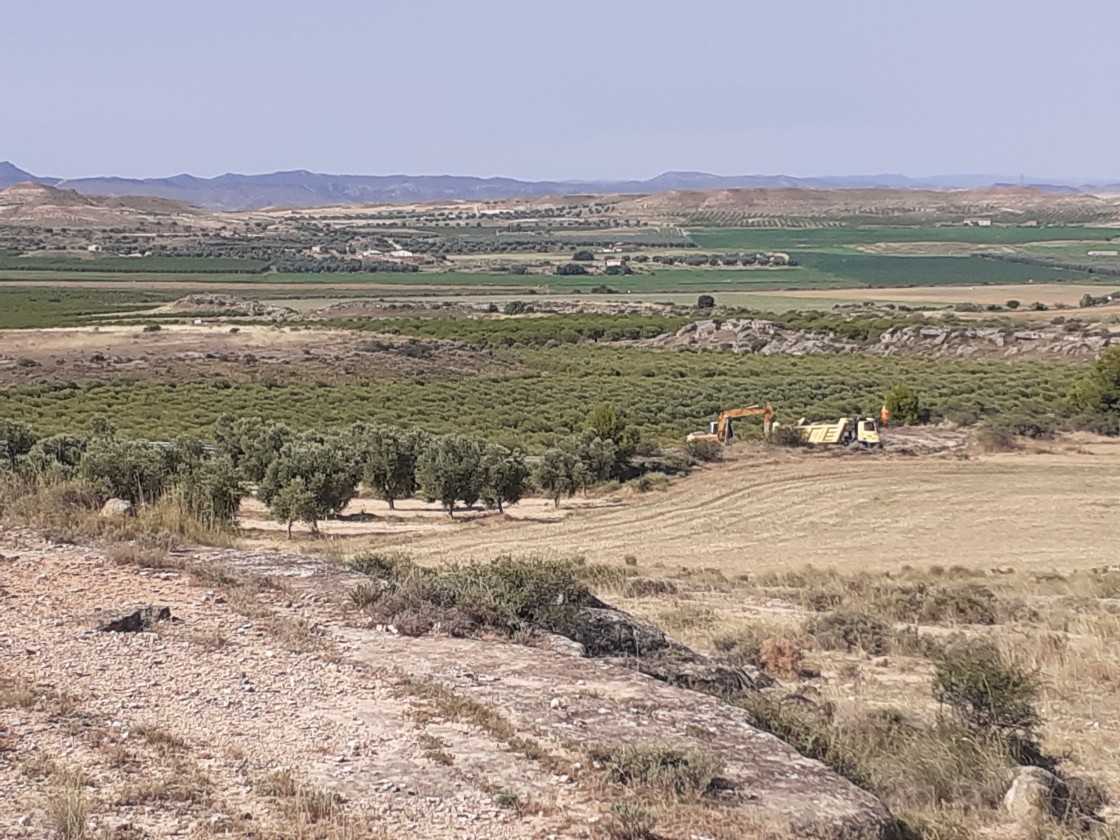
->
933;639;1040;736
0;419;38;470
349;554;590;637
884;382;922;426
79;438;171;505
806;610;890;655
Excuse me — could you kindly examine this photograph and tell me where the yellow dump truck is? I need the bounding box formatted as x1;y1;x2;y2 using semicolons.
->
793;416;882;448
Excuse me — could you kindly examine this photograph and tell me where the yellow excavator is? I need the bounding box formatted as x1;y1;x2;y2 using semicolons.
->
687;404;774;444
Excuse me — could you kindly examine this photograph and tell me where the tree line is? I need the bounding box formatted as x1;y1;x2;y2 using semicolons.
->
0;403;641;538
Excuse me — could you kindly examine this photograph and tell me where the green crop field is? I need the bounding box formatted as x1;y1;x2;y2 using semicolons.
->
0;254;270;274
0;347;1079;448
794;252;1092;287
0;286;179;329
688;226;1119;251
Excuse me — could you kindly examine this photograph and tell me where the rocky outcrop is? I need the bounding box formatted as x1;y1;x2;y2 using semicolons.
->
544;602;772;695
157;294;297;318
97;604;173;633
649;318;1112;359
1003;766;1072;822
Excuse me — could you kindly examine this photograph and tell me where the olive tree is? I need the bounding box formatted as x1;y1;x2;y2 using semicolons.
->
534;448;585;508
213;415;292;482
258;435;361;536
416;435;484;517
480;445;529;513
354;425;422;509
1067;346;1120;421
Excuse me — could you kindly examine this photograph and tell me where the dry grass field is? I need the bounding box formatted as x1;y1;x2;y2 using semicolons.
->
255;435;1119;834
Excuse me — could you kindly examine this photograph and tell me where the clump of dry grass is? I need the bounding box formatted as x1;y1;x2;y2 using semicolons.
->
44;767;90;840
0;473;235;547
133;724;188;753
118;765;212;806
0;673;38;709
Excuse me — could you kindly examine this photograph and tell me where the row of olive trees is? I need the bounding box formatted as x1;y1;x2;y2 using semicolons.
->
213;404;637;536
2;402;638;538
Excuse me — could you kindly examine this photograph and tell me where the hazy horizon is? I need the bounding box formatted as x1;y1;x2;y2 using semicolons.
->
5;0;1119;183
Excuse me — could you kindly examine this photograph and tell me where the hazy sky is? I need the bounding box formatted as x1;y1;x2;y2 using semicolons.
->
4;0;1118;181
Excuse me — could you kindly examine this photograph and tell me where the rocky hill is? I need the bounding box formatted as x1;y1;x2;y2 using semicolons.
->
649;318;1114;360
0;527;896;839
0;182;198;225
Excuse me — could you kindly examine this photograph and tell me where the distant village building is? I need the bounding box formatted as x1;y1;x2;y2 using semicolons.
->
86;244;103;252
963;217;992;227
388;249;413;258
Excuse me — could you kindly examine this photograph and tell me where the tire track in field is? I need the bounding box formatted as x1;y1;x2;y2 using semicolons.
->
404;457;908;561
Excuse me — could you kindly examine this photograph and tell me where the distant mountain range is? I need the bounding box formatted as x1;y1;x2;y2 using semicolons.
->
1;160;1118;212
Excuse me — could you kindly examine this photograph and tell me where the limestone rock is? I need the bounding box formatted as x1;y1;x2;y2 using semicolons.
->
1004;765;1071;821
99;498;134;517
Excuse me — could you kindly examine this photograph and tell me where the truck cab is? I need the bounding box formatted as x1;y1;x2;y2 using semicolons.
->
854;418;881;447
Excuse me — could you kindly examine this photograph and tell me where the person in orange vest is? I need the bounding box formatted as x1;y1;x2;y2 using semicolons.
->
880;404;890;427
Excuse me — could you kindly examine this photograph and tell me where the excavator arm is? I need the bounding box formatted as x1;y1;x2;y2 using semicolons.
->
714;403;774;442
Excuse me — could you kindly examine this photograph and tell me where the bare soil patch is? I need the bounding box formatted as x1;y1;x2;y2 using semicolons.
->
0;323;519;385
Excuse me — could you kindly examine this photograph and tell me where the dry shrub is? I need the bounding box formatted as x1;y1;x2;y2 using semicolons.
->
685;438;723;462
0;673;37;709
874;581;999;625
605;801;658;840
736;696;1014;818
713;623;803;673
806;610;890;655
117;763;212;806
589;743;722;797
106;542;178;570
759;637;804;679
973;424;1019;453
623;578;679;598
0;473;232;547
